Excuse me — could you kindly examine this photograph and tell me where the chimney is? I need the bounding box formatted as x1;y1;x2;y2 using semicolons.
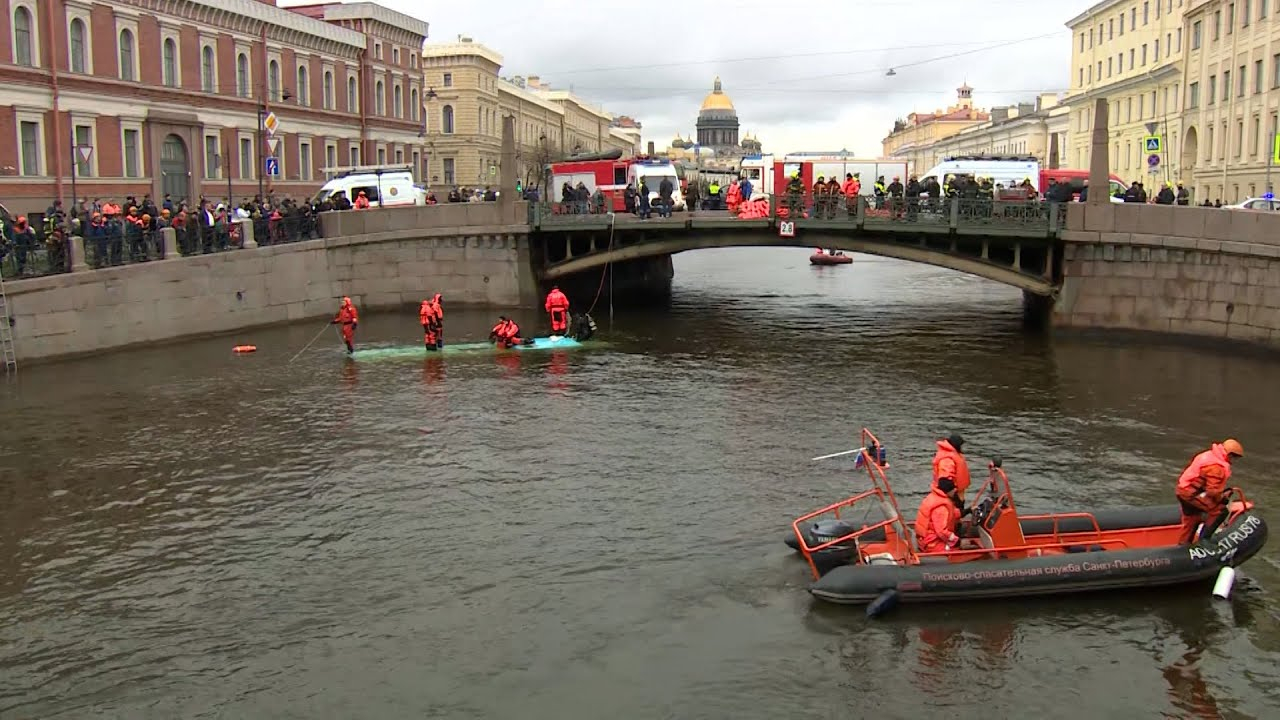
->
991;107;1009;123
526;75;541;89
647;141;655;155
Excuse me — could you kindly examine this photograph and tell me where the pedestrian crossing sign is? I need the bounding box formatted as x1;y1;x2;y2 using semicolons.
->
1144;136;1162;153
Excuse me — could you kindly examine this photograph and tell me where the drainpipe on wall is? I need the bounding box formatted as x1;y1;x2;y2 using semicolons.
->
48;0;65;208
359;46;369;162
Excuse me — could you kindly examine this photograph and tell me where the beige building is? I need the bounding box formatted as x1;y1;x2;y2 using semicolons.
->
1179;0;1280;203
421;38;637;191
881;85;991;169
1064;0;1188;186
910;95;1072;172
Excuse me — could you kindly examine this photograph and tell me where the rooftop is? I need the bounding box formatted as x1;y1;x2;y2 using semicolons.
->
285;1;430;40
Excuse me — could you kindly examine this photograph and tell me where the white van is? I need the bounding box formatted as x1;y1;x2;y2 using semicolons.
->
312;166;427;208
921;157;1041;193
629;158;686;211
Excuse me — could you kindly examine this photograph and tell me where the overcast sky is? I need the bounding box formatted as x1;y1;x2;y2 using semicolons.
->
284;0;1101;156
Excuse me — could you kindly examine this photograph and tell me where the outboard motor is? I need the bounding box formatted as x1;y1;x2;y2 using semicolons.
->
572;313;597;342
807;518;862;552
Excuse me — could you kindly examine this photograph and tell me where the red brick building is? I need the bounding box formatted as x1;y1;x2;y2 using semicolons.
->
0;0;432;214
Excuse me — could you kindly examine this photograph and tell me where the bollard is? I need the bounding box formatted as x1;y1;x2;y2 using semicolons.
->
237;218;257;249
160;227;180;258
69;235;89;272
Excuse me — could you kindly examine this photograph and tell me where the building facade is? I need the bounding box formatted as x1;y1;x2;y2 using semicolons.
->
881;85;990;168
421;38;638;192
1180;0;1280;203
696;77;738;151
0;0;432;214
1064;0;1187;187
912;96;1073;173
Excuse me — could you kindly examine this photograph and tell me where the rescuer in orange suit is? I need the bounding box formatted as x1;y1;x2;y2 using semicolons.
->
545;285;570;335
419;298;439;350
489;316;522;349
353;190;371;210
1175;439;1243;544
933;434;972;502
915;478;963;553
428;293;443;349
332;296;359;354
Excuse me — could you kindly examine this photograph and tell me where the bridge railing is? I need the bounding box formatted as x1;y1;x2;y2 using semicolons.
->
531;194;1068;236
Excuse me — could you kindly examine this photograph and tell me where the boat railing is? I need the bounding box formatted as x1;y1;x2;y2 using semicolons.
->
1018;511;1105;545
914;536;1132;560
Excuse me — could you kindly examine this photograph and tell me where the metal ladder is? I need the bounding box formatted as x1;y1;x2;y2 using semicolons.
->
0;274;16;373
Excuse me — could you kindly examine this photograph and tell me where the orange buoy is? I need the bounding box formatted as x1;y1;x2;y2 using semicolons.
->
233;345;257;354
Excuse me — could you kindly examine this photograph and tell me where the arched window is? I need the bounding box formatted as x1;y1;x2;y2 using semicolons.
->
13;6;34;67
268;60;280;101
375;80;385;115
201;45;215;92
347;76;358;111
69;18;86;73
410;88;419;121
162;38;177;86
323;71;334;109
442;105;454;134
236;53;249;97
297;66;309;105
119;29;135;81
393;85;402;118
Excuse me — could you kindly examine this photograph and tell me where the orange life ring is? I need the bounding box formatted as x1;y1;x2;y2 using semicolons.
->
233;345;257;353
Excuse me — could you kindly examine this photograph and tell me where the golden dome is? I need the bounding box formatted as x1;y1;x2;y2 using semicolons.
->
699;76;735;113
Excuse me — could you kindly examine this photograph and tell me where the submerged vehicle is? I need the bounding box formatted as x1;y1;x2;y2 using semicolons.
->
810;250;852;266
352;313;598;362
789;429;1267;609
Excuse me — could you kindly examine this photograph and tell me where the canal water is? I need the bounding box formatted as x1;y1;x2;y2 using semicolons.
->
2;247;1278;719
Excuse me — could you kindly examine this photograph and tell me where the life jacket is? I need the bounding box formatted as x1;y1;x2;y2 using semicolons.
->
1176;444;1232;497
914;488;960;552
545;289;569;313
931;440;971;497
335;299;358;324
419;301;434;324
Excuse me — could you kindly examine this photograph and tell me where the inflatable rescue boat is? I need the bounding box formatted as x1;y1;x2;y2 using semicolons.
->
789;429;1268;608
810;250;852;266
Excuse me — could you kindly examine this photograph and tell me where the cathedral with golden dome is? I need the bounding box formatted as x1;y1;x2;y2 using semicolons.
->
663;77;762;169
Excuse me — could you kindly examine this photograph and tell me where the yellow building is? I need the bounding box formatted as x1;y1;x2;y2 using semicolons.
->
918;96;1073;171
1179;0;1280;203
881;85;990;169
421;38;637;191
1064;0;1187;186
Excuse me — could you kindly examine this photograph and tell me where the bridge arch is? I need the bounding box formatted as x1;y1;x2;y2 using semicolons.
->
538;231;1058;296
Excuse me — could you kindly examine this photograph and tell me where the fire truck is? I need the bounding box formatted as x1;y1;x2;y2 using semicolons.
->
548;152;686;211
739;154;910;199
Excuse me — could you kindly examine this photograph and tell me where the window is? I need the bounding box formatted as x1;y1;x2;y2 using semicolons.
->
298;66;309;106
1214;11;1221;40
1253;117;1260;156
1177;28;1182;51
394;84;402;118
1142;44;1147;66
410;55;417;69
20;120;40;176
1189;82;1200;108
374;42;382;60
74;124;93;177
393;47;400;65
237;53;249;97
412;150;421;181
350;145;360;165
1108;57;1113;76
394;149;403;164
1223;70;1231;100
300;141;312;181
1228;3;1235;32
442;105;454;133
377;147;386;164
347;76;358;111
375;80;385;115
202;46;215;92
443;72;453;87
1079;67;1084;86
1155;39;1160;62
411;88;419;121
1119;14;1125;34
1131;8;1136;26
69;18;87;73
163;38;178;87
1209;75;1217;104
326;144;337;171
1240;65;1247;97
1245;0;1252;25
204;135;219;179
1138;94;1144;119
1127;96;1133;122
1129;48;1135;70
1264;0;1270;18
1236;120;1243;156
1098;60;1103;78
1144;1;1149;23
1193;20;1202;48
119;29;135;81
443;157;455;184
324;71;334;109
13;6;34;67
1080;33;1085;52
124;128;140;177
1089;28;1094;48
269;60;280;101
240;137;253;179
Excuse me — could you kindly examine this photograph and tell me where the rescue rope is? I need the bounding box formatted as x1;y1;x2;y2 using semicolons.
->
584;212;616;321
289;320;336;363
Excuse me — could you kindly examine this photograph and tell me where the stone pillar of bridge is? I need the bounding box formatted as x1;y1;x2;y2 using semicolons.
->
501;114;517;203
1087;98;1109;206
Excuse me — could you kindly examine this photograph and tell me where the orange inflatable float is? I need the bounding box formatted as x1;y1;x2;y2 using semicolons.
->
233;345;257;354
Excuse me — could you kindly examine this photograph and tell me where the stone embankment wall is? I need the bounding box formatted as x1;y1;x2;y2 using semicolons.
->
7;202;538;363
1056;203;1280;347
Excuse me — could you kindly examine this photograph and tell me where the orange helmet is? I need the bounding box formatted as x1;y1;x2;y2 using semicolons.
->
1222;438;1244;457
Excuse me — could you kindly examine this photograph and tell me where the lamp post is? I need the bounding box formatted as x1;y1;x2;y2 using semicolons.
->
418;87;438;184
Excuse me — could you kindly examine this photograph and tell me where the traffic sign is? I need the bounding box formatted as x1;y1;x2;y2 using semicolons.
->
263;111;279;136
778;220;795;238
74;144;93;164
266;136;281;156
265;156;280;176
1144;135;1162;153
1147;153;1161;168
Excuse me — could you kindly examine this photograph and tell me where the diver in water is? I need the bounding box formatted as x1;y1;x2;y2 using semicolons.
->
570;313;597;342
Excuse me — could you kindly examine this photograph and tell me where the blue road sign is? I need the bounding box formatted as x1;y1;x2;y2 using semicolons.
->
265;156;280;176
1147;153;1161;168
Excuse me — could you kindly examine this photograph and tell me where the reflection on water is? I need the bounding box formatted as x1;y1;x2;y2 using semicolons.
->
1;247;1278;718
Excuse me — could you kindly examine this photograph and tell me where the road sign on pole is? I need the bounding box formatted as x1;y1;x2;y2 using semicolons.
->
74;144;94;165
265;156;280;176
264;112;280;136
1147;153;1161;168
1144;135;1163;153
266;136;281;157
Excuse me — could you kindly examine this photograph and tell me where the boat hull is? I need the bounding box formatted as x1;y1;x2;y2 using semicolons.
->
351;336;584;361
810;253;852;265
808;510;1267;605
